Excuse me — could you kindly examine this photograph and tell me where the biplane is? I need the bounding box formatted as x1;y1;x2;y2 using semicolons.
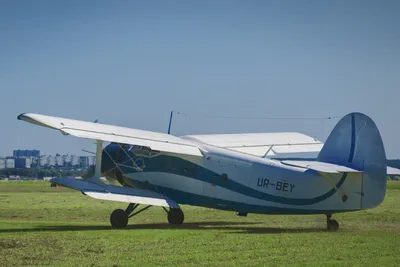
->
18;112;391;231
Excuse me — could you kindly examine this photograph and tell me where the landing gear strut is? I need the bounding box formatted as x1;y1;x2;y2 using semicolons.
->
326;214;339;231
110;203;184;228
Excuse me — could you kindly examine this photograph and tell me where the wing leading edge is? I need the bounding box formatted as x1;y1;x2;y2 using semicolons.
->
17;113;202;156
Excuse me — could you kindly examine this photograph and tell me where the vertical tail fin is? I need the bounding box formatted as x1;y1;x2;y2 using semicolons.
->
317;112;387;208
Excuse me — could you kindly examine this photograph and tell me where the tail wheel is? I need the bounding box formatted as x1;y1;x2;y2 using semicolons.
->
167;208;184;225
327;219;339;231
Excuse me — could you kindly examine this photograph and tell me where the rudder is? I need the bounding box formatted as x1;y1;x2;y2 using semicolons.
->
317;112;387;208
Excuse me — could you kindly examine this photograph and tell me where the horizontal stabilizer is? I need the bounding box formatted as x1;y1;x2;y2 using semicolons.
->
51;178;180;208
18;113;202;157
281;160;361;174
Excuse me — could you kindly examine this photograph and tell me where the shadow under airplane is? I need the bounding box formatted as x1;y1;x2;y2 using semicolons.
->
0;221;330;234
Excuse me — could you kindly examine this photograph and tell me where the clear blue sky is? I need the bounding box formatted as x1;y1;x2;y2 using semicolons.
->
0;0;399;158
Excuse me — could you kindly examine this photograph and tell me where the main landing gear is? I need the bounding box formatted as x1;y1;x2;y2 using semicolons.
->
167;207;184;224
326;214;339;231
110;203;184;229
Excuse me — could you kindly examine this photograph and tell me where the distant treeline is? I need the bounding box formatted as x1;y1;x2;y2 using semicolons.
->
0;168;86;179
388;159;400;168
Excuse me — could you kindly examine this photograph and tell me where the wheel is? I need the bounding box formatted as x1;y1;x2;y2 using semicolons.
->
167;208;184;225
327;219;339;231
110;209;128;228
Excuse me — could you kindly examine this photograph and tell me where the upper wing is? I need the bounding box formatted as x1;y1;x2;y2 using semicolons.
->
182;132;323;157
18;113;202;156
51;177;180;208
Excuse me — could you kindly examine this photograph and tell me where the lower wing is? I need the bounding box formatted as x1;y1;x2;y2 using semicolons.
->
51;177;180;208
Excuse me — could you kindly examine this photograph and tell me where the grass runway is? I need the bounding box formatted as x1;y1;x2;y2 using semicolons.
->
0;181;399;266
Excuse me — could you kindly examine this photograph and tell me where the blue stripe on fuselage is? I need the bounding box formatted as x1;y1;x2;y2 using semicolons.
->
123;177;356;215
103;144;349;206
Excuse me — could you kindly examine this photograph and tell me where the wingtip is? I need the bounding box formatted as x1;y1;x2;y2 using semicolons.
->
17;113;26;120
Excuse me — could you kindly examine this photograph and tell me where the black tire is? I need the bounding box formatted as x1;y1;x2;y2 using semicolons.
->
327;219;339;232
167;208;184;225
110;209;128;229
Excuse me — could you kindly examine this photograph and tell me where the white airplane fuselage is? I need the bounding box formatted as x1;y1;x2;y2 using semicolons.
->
102;141;384;215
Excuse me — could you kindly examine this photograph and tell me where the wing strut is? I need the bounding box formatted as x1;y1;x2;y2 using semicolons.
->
167;111;174;134
95;140;103;178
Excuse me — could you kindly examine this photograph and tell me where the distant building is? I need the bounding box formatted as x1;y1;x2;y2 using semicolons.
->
88;156;96;166
79;156;89;168
0;158;5;169
48;156;56;166
13;149;40;158
56;155;64;166
64;155;72;166
2;153;98;169
39;155;48;166
71;155;79;166
5;158;15;168
30;157;39;166
15;158;31;168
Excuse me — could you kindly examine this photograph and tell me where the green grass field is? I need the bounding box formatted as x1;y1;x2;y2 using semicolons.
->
1;181;399;266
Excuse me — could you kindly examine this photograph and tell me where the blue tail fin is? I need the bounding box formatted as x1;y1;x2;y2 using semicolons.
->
317;112;387;208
